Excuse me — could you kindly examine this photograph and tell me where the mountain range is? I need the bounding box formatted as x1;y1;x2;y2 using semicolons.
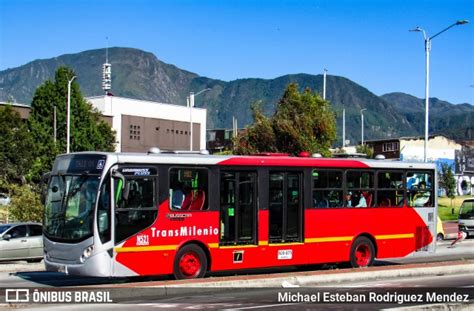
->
0;47;472;144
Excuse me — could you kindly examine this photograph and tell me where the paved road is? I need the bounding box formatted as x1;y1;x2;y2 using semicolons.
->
3;273;473;310
0;240;472;288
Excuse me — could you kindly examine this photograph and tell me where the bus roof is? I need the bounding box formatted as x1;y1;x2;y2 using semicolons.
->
57;151;436;170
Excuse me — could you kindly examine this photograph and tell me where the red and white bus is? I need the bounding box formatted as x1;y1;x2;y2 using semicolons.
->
43;151;437;279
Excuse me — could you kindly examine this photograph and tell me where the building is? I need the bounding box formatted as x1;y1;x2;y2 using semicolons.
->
366;135;473;195
366;136;461;163
87;95;207;152
0;102;31;120
455;145;474;195
207;128;247;154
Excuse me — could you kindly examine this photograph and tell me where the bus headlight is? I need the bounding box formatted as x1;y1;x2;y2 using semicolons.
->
80;246;94;263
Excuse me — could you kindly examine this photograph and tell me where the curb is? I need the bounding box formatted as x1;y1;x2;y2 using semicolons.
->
95;260;474;302
160;260;474;289
385;303;473;311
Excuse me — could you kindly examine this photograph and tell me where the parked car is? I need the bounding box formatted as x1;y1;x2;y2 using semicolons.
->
0;223;43;262
436;216;445;241
0;193;10;206
459;198;474;238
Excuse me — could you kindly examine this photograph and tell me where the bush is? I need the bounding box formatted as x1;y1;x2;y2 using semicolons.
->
0;180;43;223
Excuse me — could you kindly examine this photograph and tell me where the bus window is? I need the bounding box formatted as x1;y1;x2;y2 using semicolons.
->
169;168;208;211
286;174;301;239
114;169;158;243
346;170;374;207
376;171;404;207
97;176;111;243
220;171;257;245
269;172;302;243
407;172;433;207
312;170;343;208
269;174;284;240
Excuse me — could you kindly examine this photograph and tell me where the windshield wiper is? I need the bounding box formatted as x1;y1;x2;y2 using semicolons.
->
61;173;89;210
69;172;89;198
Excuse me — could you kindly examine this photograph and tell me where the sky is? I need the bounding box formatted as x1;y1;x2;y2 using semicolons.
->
0;0;473;104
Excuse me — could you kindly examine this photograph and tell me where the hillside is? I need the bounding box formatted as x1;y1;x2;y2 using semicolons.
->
0;48;198;106
0;47;472;144
382;92;474;140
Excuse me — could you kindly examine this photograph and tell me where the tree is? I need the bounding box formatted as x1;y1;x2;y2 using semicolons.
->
438;163;456;199
234;83;337;156
356;144;374;158
0;178;43;223
28;66;116;181
234;102;277;155
0;104;36;184
0;181;43;222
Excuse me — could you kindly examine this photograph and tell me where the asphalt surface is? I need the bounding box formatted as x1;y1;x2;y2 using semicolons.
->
2;273;473;310
0;239;473;310
0;239;473;288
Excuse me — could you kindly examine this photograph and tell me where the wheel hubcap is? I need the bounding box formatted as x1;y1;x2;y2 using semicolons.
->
355;244;371;267
179;251;201;277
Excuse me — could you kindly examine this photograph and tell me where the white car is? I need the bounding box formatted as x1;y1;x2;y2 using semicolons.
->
0;193;10;206
459;198;474;238
0;223;43;262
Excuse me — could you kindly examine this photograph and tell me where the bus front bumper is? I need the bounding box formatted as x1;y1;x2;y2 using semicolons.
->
44;251;112;277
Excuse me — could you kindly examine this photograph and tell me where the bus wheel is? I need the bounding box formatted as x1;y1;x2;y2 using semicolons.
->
350;237;375;268
173;244;207;279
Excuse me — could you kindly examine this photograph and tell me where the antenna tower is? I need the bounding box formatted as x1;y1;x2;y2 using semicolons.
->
102;37;112;94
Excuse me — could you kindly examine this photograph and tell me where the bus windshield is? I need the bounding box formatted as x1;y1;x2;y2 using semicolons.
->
459;200;474;219
44;174;100;242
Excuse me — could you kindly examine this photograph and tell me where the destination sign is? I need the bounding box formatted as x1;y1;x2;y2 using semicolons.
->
53;154;107;174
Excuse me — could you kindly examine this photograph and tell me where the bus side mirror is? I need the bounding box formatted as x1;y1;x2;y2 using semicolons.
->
39;172;51;205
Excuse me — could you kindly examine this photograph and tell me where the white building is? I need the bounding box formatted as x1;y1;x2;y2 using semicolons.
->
366;136;473;195
398;136;461;163
87;95;207;153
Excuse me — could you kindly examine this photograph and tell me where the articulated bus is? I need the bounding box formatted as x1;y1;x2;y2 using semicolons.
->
43;151;437;279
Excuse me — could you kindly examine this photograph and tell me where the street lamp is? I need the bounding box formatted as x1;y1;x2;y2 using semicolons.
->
53;105;57;144
66;76;76;154
360;108;367;145
188;88;211;151
410;20;469;162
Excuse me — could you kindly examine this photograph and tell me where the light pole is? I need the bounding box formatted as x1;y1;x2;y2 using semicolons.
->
66;76;76;154
53;105;57;144
323;68;328;100
410;20;468;162
360;108;367;145
188;88;211;151
342;108;346;148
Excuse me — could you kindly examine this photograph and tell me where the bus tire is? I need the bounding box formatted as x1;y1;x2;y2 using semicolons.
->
350;236;375;268
173;244;207;279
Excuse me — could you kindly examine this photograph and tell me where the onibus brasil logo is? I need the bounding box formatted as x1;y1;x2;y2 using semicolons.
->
4;289;112;303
